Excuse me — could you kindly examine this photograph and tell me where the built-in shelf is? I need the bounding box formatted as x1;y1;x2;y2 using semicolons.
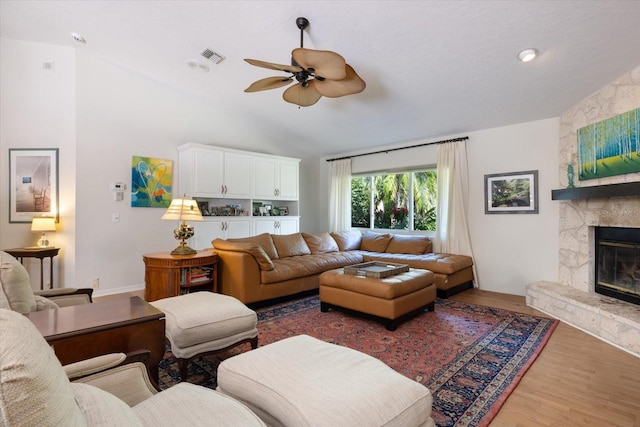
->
551;181;640;200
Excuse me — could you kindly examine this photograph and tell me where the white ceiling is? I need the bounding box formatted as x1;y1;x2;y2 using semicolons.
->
2;1;640;159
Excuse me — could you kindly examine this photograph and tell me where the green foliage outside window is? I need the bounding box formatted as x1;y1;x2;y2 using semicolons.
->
351;170;437;231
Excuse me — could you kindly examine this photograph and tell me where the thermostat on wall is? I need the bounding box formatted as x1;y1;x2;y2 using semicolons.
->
111;182;126;191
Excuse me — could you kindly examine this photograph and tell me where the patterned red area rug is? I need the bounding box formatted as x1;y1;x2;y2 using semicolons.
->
159;295;558;427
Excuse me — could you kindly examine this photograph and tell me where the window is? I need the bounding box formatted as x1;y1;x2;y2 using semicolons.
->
351;169;437;231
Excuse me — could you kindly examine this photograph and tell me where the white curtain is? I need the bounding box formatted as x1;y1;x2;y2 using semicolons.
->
328;158;352;232
434;141;479;286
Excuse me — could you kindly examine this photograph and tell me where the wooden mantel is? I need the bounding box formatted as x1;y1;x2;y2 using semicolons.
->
551;181;640;200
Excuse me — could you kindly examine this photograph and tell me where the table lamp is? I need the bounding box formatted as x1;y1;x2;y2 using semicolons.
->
161;195;203;255
31;216;56;248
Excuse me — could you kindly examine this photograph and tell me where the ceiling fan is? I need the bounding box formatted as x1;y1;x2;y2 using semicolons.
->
244;17;366;107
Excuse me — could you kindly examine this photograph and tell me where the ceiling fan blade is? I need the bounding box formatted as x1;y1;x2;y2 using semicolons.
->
244;58;303;73
282;80;323;107
244;76;293;93
292;48;346;80
314;64;366;98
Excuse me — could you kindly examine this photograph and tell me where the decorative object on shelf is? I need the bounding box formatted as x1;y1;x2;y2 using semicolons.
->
484;170;539;214
31;216;56;248
278;206;289;216
577;107;640;180
8;148;59;223
197;201;210;216
243;17;365;107
131;155;173;208
161;195;203;255
567;164;575;188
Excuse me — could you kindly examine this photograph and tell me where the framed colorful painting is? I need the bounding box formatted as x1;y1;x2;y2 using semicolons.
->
578;107;640;180
8;148;59;223
484;170;538;214
131;156;173;208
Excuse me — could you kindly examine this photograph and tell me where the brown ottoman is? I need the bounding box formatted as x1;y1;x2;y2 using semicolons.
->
319;268;436;330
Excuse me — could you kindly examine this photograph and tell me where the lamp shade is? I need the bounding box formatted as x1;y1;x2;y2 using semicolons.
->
161;197;204;222
31;217;56;232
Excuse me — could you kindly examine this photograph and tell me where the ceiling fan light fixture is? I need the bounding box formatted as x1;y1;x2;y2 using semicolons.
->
517;48;539;63
243;17;365;106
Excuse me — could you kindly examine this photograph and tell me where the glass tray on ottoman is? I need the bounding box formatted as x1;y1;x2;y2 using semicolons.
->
343;261;409;278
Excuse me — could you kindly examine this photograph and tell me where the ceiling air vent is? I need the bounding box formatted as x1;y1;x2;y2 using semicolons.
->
201;48;225;64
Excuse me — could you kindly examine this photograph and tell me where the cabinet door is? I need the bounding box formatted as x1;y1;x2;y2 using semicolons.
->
193;149;224;197
253;218;276;235
278;217;299;235
224;218;252;239
224;152;253;198
277;160;299;200
253;157;277;198
192;221;224;250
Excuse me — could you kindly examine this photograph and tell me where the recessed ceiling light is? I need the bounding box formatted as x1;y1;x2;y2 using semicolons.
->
70;32;86;44
517;48;538;63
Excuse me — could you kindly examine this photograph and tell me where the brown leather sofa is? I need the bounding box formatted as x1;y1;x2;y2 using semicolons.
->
212;230;473;304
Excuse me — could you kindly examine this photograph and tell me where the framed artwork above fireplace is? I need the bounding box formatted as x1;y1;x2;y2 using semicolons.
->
577;107;640;181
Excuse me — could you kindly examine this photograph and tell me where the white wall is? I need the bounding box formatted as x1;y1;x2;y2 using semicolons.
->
317;118;560;296
0;39;76;289
0;37;560;297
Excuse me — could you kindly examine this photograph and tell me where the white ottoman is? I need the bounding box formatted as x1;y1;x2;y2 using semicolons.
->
217;335;435;427
150;292;258;381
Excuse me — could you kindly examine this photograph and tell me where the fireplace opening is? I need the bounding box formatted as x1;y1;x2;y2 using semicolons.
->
595;227;640;306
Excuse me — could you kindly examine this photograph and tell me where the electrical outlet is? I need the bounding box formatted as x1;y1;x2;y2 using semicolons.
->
91;278;100;288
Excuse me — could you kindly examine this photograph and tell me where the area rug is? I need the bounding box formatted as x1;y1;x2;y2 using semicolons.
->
159;295;558;427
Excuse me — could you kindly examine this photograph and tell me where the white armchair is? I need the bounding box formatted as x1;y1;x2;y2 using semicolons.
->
0;308;266;426
0;250;92;313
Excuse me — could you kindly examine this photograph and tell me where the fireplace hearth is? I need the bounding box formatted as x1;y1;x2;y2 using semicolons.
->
595;226;640;306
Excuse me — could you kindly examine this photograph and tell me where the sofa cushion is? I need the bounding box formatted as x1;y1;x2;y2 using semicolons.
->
72;382;143;426
213;239;274;271
301;232;339;254
330;230;362;251
134;382;266;426
360;232;393;252
385;234;432;255
0;251;37;314
271;234;311;258
0;309;86;426
261;252;364;284
363;252;473;275
228;233;279;260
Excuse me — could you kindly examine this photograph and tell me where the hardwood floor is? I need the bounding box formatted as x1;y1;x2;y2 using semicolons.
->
97;288;640;426
451;289;640;427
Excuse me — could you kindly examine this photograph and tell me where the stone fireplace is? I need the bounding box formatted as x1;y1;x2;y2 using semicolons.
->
526;64;640;357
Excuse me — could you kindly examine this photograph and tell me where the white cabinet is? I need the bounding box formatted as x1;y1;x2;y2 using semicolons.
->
192;218;251;249
178;144;300;241
178;144;252;199
253;157;299;200
253;217;299;235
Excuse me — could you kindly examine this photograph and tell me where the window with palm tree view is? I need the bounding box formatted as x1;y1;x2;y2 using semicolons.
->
351;170;437;231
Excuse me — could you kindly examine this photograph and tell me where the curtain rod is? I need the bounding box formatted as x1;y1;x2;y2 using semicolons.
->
325;136;469;162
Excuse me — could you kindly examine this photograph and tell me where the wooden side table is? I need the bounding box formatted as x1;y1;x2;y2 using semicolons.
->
3;247;60;290
142;251;219;302
26;296;166;383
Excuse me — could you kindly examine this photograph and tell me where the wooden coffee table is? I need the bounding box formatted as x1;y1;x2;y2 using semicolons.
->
26;296;166;383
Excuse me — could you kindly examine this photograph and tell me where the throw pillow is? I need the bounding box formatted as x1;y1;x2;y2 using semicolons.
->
228;233;279;259
72;383;143;426
330;230;362;251
301;232;339;254
360;232;393;252
385;235;432;254
271;234;311;258
212;239;275;271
